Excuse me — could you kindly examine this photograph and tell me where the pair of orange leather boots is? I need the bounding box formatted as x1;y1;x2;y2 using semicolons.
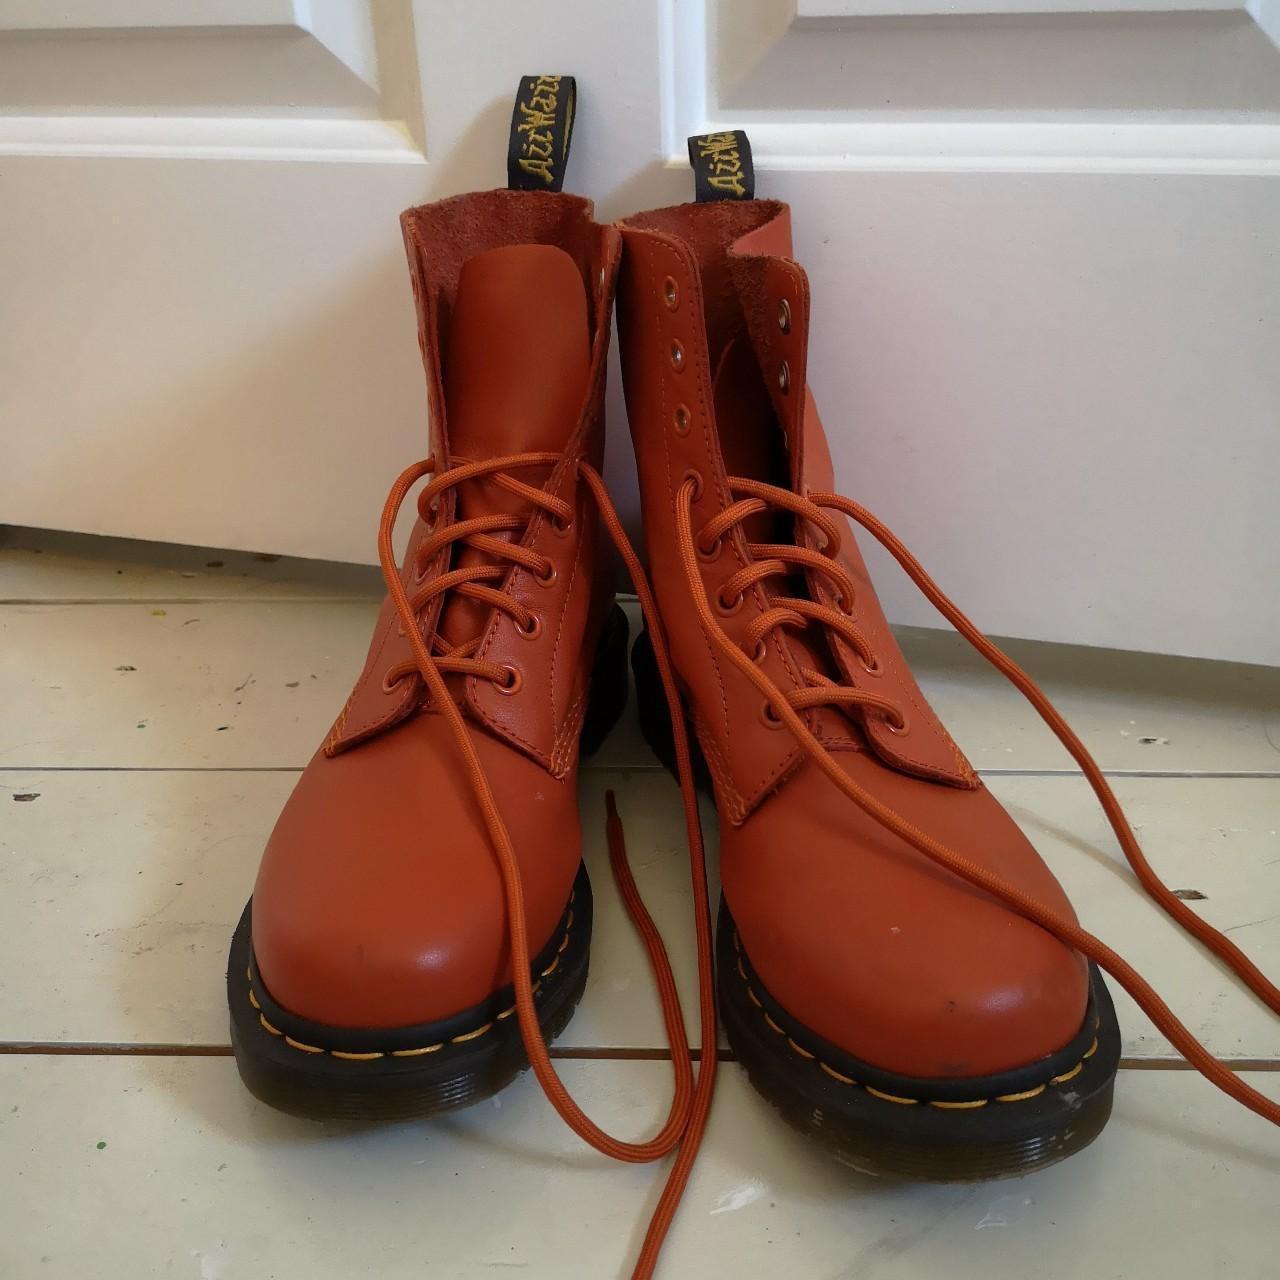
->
228;82;1277;1279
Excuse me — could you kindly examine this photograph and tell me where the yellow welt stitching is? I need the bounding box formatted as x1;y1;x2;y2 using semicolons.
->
819;1061;856;1085
249;911;573;1058
733;934;1091;1108
996;1084;1047;1102
865;1086;919;1105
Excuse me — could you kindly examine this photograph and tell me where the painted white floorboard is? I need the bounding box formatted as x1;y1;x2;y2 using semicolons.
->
3;767;1275;1060
0;524;382;602
4;599;1279;773
1;1056;1275;1280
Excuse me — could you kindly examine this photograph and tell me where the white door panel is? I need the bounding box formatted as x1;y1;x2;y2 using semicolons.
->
1;0;1276;662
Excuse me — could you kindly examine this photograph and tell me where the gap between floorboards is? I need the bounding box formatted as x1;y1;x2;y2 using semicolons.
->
0;1042;1276;1071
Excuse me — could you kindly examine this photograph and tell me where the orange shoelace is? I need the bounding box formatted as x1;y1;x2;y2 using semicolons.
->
675;473;1280;1127
377;453;715;1280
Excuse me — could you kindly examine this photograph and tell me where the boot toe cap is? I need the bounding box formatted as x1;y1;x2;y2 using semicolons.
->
250;716;579;1031
724;762;1090;1080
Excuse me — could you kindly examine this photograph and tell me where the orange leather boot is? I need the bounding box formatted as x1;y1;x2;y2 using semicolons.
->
616;132;1280;1177
227;82;631;1119
227;85;721;1279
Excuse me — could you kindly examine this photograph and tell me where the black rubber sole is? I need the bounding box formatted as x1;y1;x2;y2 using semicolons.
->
720;901;1121;1180
227;603;629;1122
228;865;593;1121
633;625;1122;1180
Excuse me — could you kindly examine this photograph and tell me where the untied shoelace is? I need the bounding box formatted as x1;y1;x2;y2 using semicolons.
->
378;452;714;1280
378;453;1278;1280
673;471;1280;1126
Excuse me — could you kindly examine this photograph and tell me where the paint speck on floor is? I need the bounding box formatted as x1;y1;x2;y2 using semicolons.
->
96;1140;107;1150
710;1179;766;1215
975;1194;1031;1229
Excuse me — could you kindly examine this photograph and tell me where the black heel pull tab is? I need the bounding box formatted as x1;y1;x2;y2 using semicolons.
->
507;75;577;192
687;130;754;201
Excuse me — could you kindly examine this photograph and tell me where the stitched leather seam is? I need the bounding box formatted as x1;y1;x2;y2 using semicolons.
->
732;933;1098;1108
692;712;747;823
328;536;445;752
467;457;583;772
551;686;587;778
548;502;586;744
467;637;552;769
251;906;575;1061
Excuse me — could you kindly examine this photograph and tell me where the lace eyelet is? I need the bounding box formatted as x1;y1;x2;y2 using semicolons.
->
859;653;882;677
777;297;792;334
696;534;721;562
496;665;523;695
534;562;558;588
664;276;679;310
517;614;542;641
673;404;691;436
550;514;573;537
751;640;768;665
885;712;910;735
760;701;783;729
681;469;703;503
715;588;744;618
670;340;685;372
382;669;406;695
411;556;429;584
778;360;791;395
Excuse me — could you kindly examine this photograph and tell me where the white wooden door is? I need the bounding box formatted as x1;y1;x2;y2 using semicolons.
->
2;1;1277;663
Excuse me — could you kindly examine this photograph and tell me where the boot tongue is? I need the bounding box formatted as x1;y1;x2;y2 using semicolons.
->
445;244;590;459
438;243;590;652
712;335;789;545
